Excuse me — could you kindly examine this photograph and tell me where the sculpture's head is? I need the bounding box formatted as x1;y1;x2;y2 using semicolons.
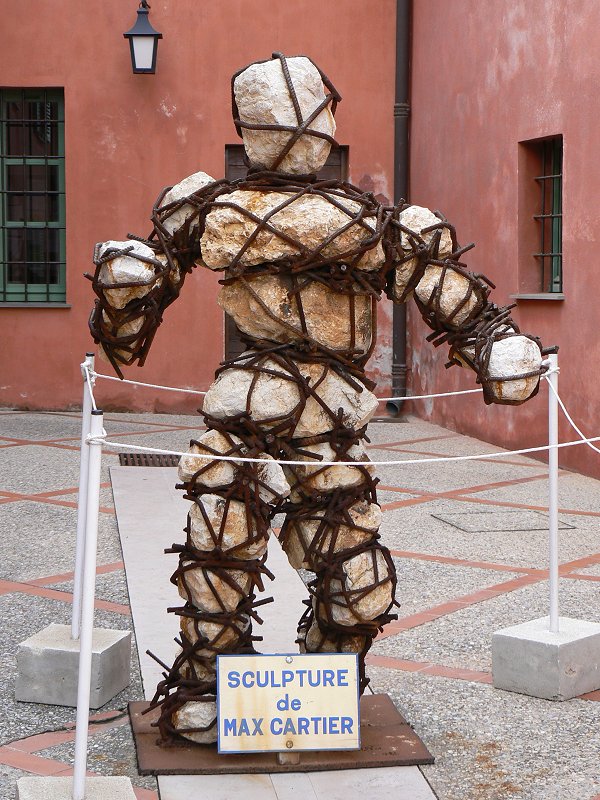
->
231;52;341;176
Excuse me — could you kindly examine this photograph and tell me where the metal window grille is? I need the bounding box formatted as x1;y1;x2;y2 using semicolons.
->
0;88;66;302
533;137;562;293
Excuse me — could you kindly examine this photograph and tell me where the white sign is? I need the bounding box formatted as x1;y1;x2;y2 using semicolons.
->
217;653;360;753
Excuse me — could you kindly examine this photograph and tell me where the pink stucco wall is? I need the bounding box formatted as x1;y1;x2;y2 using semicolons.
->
407;0;600;478
0;0;395;413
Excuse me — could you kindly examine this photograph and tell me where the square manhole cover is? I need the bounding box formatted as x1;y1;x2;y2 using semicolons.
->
431;510;576;533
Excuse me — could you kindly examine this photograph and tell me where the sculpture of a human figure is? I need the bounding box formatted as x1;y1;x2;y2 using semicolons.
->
88;53;550;744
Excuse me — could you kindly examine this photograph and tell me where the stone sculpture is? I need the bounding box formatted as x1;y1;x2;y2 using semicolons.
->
87;53;552;745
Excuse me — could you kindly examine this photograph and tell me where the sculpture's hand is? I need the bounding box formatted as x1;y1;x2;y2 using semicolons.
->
86;238;181;378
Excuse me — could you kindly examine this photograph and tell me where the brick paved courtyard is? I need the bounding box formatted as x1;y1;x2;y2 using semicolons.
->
1;409;599;799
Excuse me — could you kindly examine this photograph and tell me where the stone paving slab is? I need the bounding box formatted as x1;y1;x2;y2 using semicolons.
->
432;509;575;532
379;500;600;568
156;756;435;799
384;432;543;463
0;502;122;582
473;471;600;514
369;667;600;800
51;570;130;606
391;558;522;617
373;577;600;672
0;410;178;442
362;454;541;494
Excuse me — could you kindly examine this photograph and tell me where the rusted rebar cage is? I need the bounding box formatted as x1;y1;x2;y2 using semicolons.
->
89;53;555;745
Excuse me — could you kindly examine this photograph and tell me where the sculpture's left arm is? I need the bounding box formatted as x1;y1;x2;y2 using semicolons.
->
85;171;222;378
382;204;557;405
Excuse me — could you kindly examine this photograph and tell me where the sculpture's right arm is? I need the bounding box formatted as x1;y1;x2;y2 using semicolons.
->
382;204;556;406
86;170;221;378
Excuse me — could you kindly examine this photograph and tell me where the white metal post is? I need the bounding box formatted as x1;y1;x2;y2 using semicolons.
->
72;354;95;640
547;353;560;633
73;409;103;800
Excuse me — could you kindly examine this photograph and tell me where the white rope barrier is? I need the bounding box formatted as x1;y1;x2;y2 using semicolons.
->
90;367;484;403
83;362;599;469
85;369;98;412
87;429;600;467
545;376;600;457
90;370;207;396
377;387;483;402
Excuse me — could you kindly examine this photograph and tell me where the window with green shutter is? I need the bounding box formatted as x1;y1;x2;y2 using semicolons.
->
0;89;66;303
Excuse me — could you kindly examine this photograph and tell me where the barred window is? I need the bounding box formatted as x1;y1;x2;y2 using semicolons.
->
0;89;66;303
533;137;563;293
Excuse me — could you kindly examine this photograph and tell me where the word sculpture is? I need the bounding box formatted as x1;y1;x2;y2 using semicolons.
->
87;53;551;744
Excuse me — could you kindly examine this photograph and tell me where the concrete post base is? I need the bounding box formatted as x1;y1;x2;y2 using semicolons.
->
16;776;137;799
492;616;600;700
16;624;131;708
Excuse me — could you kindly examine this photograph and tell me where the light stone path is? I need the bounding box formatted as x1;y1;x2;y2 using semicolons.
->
1;409;600;799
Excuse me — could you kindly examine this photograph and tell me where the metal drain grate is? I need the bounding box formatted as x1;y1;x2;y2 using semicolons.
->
118;452;180;467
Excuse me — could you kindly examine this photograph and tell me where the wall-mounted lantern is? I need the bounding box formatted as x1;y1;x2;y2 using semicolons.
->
123;1;162;74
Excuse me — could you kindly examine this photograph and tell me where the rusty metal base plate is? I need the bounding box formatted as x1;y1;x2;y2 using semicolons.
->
129;694;433;775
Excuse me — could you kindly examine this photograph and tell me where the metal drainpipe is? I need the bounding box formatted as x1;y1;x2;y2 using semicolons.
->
387;0;411;416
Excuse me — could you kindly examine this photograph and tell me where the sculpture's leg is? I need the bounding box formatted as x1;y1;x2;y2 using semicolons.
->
148;421;289;744
280;438;397;694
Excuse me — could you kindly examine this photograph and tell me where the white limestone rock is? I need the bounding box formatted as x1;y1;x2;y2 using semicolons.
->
392;205;454;300
218;273;373;354
284;500;382;570
98;312;143;364
159;171;215;236
398;205;453;254
177;562;252;613
485;335;542;403
329;549;394;626
172;700;218;744
179;430;289;504
392;256;421;302
203;355;377;438
285;441;374;496
300;620;367;654
188;494;270;559
178;431;241;486
174;646;216;684
294;366;378;438
201;190;385;271
454;323;516;369
234;56;335;174
180;614;250;657
202;354;302;426
97;240;160;309
157;252;182;290
415;264;481;327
